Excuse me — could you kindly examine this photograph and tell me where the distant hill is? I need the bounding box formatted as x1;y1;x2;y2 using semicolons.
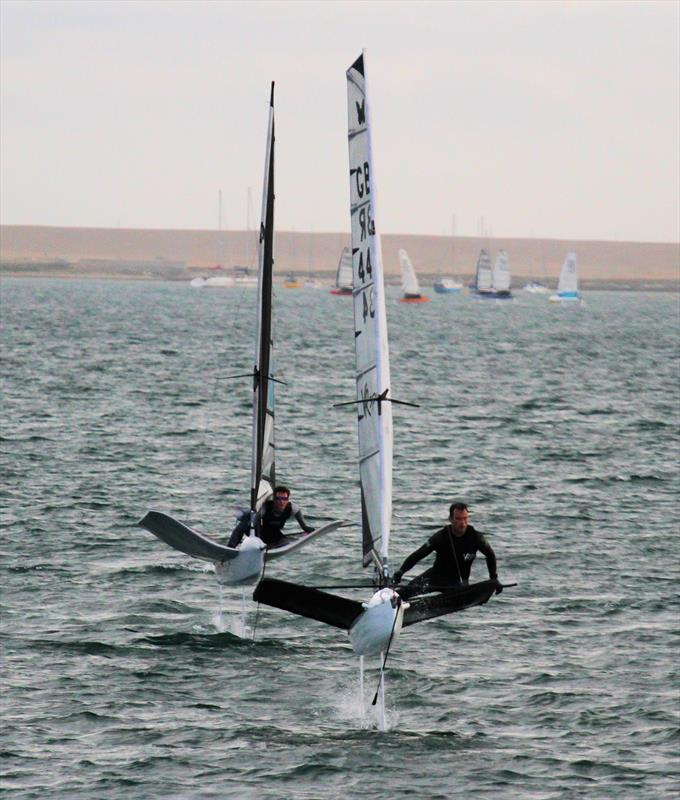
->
1;224;678;284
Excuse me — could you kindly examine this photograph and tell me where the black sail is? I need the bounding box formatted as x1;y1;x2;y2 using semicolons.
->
251;83;276;520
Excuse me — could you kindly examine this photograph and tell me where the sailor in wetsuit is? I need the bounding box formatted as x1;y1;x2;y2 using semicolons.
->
393;502;501;599
227;485;314;548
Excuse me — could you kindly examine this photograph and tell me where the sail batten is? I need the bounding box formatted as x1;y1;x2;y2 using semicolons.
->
475;249;493;292
347;53;393;573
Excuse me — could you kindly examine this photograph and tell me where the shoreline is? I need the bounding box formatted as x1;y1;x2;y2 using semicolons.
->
2;225;678;284
0;266;676;292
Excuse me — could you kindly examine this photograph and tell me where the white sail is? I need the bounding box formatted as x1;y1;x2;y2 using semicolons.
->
557;252;579;295
398;249;420;296
346;52;393;571
492;249;511;292
250;83;276;516
475;249;493;291
335;246;353;291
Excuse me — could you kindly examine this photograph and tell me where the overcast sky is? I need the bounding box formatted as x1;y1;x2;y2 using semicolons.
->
1;0;678;242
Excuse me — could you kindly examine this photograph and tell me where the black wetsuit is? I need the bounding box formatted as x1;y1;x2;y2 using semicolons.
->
228;500;313;548
396;524;497;599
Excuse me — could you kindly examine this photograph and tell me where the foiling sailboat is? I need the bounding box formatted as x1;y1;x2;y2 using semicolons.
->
254;54;505;719
470;249;513;300
398;249;429;303
549;252;581;303
330;246;353;295
140;84;342;587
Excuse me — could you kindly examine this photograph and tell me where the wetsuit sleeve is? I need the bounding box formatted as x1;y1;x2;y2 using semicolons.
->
292;504;314;533
477;533;497;580
227;511;250;548
398;541;435;575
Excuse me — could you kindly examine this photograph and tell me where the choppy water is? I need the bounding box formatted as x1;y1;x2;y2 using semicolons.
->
2;278;679;799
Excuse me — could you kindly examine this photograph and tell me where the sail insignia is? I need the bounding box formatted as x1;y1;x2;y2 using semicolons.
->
346;54;393;573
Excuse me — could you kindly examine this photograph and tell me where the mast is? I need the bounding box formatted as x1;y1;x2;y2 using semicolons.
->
250;82;276;522
346;52;393;578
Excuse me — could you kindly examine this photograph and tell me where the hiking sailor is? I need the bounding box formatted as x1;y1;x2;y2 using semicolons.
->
227;485;314;548
393;502;501;599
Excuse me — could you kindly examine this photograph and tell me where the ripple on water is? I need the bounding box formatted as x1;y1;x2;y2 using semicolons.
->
1;282;678;798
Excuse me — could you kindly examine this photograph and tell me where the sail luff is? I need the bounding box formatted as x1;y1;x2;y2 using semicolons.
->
346;52;393;572
251;83;276;518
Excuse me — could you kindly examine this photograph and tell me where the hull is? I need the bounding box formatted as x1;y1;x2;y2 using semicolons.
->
139;511;266;585
204;276;236;288
549;293;581;303
399;295;430;303
348;589;406;656
403;580;497;626
434;285;461;294
330;287;352;296
214;539;265;585
471;291;513;301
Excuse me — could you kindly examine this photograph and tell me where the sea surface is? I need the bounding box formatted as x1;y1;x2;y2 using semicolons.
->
1;278;679;799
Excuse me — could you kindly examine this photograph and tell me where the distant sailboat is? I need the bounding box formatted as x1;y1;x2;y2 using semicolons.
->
190;267;236;289
523;240;549;293
330;246;353;295
470;249;513;300
549;252;581;303
283;273;300;288
523;281;548;294
398;249;430;303
434;277;463;294
435;214;463;293
470;249;493;297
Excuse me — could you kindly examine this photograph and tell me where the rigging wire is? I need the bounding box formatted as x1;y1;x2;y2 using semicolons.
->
371;595;402;706
250;542;270;642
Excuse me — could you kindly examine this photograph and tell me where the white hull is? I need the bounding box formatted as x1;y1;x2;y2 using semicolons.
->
348;589;406;656
524;283;548;294
214;536;265;585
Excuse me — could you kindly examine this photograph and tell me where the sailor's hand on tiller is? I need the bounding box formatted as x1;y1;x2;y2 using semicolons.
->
392;570;403;585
